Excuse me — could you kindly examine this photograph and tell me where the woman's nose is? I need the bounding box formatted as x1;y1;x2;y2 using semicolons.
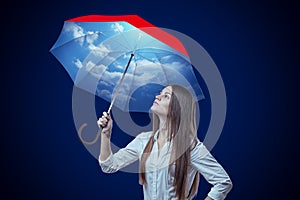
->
156;95;161;100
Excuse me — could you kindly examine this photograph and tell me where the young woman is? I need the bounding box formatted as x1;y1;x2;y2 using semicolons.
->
98;84;232;200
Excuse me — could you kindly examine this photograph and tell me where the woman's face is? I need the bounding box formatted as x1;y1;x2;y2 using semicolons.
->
151;86;172;117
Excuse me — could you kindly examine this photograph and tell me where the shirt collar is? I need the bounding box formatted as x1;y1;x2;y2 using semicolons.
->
153;130;171;142
153;130;159;141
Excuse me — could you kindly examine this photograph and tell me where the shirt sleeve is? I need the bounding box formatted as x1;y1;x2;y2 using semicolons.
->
190;141;233;200
98;132;146;173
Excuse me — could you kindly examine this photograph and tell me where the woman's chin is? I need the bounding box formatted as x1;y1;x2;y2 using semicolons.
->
150;105;155;112
150;105;158;114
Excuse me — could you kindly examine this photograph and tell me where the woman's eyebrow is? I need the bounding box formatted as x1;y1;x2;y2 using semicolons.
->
164;92;172;95
159;90;171;95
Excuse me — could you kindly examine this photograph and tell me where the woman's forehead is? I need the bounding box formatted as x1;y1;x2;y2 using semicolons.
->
162;86;172;93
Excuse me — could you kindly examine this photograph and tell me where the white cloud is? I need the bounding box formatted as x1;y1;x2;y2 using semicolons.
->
89;43;110;57
83;53;192;110
99;80;111;87
85;61;96;71
97;89;112;99
64;23;84;37
83;61;107;79
160;55;172;62
115;65;124;70
86;56;185;93
90;64;107;78
102;71;123;82
74;59;83;68
64;23;85;45
64;23;100;46
111;23;124;32
86;31;98;44
123;54;131;59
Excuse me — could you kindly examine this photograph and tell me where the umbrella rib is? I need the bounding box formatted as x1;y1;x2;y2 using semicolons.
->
133;34;160;50
113;27;133;52
93;30;132;53
132;35;184;57
133;48;184;59
152;52;170;86
92;51;125;67
51;32;107;50
134;51;170;86
52;32;131;54
76;51;129;89
103;37;133;53
134;52;157;64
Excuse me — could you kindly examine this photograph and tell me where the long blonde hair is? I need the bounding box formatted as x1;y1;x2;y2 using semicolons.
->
139;84;199;200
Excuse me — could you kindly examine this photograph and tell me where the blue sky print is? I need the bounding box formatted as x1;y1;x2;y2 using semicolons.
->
51;21;204;112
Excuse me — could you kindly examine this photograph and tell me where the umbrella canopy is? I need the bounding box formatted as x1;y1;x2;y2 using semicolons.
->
50;15;204;113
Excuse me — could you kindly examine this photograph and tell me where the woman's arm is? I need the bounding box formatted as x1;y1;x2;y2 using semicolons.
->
98;112;113;162
191;141;233;200
97;112;144;173
100;131;112;161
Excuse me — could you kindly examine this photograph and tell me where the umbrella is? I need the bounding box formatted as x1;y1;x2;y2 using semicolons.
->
50;15;204;143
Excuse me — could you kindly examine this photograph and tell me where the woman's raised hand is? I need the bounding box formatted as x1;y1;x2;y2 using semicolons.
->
97;112;113;136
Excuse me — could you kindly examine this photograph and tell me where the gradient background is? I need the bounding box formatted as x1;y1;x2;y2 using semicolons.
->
1;0;298;199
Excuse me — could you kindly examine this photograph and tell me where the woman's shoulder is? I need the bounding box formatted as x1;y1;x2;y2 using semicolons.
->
190;139;211;159
189;138;203;150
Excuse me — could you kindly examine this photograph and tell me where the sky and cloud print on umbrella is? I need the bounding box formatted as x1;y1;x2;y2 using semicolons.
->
50;15;204;113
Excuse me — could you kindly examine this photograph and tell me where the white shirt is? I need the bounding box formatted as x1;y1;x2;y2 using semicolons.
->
99;131;232;200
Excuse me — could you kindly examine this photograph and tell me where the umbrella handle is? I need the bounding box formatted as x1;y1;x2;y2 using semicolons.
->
77;123;102;145
77;111;110;145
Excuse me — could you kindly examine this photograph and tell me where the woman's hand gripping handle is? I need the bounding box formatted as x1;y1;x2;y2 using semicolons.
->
97;112;112;138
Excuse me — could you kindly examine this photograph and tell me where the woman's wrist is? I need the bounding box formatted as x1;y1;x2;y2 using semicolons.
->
101;129;111;138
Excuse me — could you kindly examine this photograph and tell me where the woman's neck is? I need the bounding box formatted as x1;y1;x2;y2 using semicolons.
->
159;128;168;139
158;116;168;140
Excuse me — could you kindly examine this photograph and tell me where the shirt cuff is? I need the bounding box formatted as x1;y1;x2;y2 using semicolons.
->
208;189;226;200
98;152;113;164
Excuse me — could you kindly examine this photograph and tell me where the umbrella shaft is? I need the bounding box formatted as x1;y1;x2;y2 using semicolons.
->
123;53;134;77
108;53;134;113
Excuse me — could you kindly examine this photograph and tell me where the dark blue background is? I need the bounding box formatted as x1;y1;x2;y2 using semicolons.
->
2;0;298;199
